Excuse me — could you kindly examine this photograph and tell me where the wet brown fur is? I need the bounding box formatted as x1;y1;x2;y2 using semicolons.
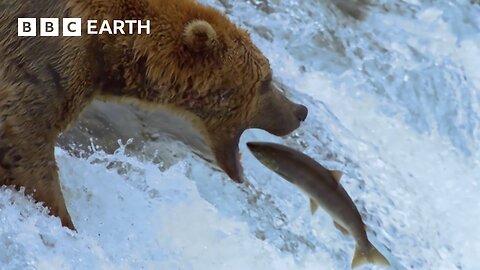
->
0;0;307;230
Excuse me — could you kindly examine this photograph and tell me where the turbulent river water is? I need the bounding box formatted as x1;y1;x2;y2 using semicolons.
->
1;1;479;269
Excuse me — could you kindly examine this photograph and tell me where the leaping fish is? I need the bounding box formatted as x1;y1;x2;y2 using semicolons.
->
247;141;390;268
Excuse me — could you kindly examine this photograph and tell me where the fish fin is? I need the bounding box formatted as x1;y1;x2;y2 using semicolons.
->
310;198;318;214
333;221;349;235
351;244;391;268
352;246;367;268
331;170;343;182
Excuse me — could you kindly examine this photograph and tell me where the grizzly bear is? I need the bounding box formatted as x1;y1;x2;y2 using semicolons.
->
0;0;308;230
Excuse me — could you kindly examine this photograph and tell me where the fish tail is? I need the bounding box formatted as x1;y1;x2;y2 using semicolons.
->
351;244;390;268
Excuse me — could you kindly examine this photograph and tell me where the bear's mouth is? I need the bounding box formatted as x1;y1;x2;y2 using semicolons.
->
212;134;245;183
146;106;245;183
229;148;244;183
195;147;244;183
189;129;244;183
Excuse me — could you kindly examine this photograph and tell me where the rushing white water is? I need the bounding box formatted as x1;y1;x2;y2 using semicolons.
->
1;1;479;269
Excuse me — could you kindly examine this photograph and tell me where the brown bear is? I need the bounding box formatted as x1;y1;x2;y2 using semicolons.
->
0;0;308;230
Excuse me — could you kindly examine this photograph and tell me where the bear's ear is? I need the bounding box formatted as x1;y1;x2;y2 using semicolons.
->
183;20;217;52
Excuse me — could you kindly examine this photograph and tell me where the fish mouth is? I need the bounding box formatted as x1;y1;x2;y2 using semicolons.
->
246;141;275;155
246;141;278;170
246;142;261;157
246;141;262;151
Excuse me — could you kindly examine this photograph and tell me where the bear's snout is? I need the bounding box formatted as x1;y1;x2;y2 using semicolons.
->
294;104;308;122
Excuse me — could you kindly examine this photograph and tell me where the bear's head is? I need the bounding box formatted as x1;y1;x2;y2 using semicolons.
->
100;0;308;183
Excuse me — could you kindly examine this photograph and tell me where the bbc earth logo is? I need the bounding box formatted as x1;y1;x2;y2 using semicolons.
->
18;18;151;36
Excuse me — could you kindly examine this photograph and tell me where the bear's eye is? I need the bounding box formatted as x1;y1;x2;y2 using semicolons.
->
259;79;271;95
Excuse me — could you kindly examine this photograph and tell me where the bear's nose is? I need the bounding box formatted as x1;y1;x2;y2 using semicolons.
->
295;105;308;122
